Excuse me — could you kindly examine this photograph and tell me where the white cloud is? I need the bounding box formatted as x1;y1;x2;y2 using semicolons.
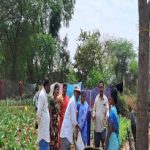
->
59;0;138;60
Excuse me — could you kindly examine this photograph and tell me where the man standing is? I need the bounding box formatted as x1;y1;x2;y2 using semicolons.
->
60;86;81;150
36;79;50;150
92;80;109;149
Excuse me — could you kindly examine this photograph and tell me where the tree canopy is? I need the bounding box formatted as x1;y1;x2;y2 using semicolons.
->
74;30;136;88
0;0;75;83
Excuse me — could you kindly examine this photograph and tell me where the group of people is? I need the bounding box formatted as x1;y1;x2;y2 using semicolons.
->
34;79;120;150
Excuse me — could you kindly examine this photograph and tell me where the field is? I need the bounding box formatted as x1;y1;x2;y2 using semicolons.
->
0;100;37;150
0;99;130;150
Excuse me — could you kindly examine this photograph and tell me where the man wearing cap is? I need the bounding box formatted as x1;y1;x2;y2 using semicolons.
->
60;86;81;150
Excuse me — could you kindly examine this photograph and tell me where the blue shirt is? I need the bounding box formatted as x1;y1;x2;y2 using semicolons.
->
77;101;89;145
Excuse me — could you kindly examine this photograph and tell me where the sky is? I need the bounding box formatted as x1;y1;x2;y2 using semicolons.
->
59;0;138;60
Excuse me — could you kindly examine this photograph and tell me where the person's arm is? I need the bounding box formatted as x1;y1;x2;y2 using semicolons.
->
33;94;36;104
70;100;80;142
92;98;96;120
106;98;109;118
71;101;78;127
36;94;45;124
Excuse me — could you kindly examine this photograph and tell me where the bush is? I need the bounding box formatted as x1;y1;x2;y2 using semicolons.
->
118;95;129;117
118;94;137;117
119;117;130;147
124;95;136;111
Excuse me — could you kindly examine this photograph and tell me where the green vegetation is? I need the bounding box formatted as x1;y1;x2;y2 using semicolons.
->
119;95;129;117
0;0;75;82
119;117;130;147
74;30;137;88
0;100;36;149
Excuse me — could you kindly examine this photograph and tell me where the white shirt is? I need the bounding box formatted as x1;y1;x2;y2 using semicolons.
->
60;95;78;143
93;94;109;133
36;88;50;143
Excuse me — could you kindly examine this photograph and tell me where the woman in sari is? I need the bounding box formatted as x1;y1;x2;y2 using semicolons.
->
105;88;119;150
49;84;60;150
59;83;69;131
58;83;69;147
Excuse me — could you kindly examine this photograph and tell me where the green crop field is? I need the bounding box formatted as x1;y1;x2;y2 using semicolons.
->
0;100;37;150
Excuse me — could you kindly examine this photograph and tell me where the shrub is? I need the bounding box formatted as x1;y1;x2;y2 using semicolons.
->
119;117;130;147
118;94;137;118
124;95;136;111
118;95;129;117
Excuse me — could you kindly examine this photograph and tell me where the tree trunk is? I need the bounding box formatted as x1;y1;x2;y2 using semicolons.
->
137;0;149;150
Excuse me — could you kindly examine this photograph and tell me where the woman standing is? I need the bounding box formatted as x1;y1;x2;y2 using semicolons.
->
49;84;60;150
105;88;120;150
77;90;89;146
59;83;69;131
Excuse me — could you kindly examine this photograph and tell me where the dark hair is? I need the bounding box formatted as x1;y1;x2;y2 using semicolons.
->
99;80;104;86
53;84;59;95
63;83;67;88
43;78;50;87
81;90;86;95
111;87;120;114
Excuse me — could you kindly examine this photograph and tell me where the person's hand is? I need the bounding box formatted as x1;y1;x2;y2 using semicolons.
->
91;111;96;120
75;124;80;132
74;124;80;141
104;144;106;150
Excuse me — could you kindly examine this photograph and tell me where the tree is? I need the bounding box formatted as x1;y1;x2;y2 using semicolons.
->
129;58;138;75
105;38;136;83
0;0;41;80
54;36;71;82
41;0;75;37
30;33;58;82
74;30;136;85
0;0;75;82
74;30;105;82
66;69;78;83
136;0;149;149
85;67;109;88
